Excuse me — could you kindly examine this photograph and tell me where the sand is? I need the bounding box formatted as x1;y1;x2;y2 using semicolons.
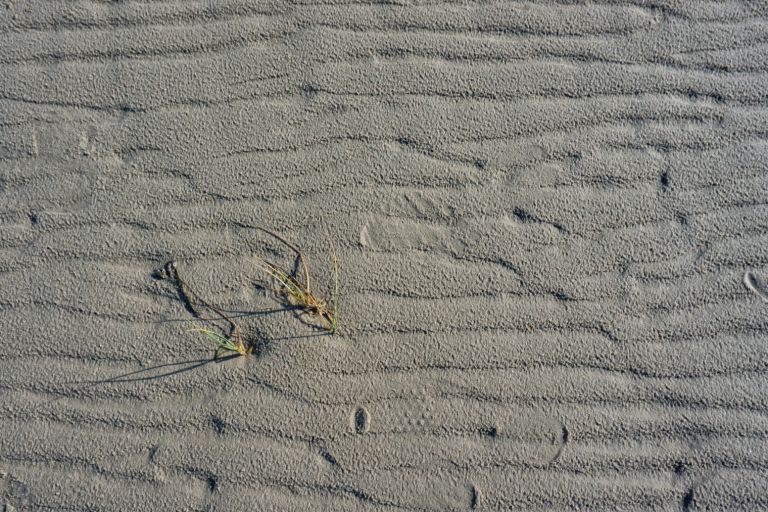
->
1;1;767;510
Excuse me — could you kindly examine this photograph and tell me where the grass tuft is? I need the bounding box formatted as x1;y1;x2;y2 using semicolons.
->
249;228;338;333
187;322;240;353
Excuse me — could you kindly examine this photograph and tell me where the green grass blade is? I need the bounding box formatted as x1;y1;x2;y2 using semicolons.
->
188;322;239;352
256;262;307;303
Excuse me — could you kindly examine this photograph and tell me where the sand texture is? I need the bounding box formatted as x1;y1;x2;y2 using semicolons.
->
2;1;768;510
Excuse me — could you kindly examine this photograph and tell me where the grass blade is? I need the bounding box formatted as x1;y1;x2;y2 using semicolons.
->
188;322;239;352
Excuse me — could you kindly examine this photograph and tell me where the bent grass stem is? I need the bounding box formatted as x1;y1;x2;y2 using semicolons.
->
161;261;251;355
249;228;338;333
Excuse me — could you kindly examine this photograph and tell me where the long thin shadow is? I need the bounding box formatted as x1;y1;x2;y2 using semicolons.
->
43;356;241;404
83;330;324;387
91;355;239;384
156;306;282;325
88;327;328;385
267;331;332;343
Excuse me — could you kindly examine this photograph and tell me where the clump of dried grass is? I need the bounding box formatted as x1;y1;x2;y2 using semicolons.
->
248;228;338;333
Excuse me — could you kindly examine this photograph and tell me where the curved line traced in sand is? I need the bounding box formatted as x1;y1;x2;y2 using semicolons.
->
743;272;768;303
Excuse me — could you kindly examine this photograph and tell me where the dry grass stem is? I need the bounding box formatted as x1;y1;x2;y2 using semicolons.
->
249;228;338;333
159;260;252;355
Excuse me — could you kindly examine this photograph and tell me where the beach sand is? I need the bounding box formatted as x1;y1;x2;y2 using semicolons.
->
1;1;767;510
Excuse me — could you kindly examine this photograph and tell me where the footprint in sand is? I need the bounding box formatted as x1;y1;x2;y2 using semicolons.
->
333;397;566;510
743;271;768;303
343;396;565;466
